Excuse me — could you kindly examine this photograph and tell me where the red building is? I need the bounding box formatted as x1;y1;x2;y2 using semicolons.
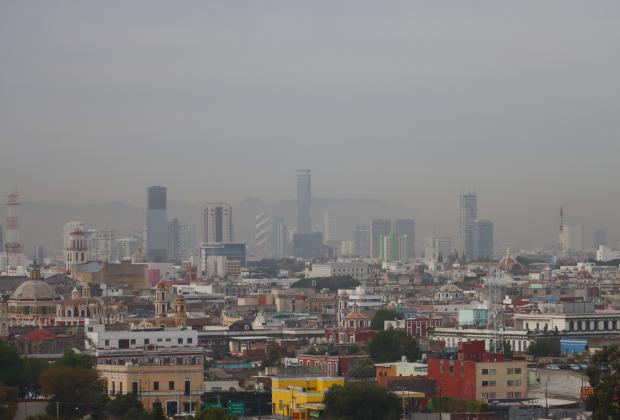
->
427;341;527;402
297;354;370;376
405;317;443;338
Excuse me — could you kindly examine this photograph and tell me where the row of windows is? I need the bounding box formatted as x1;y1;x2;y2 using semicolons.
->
481;381;496;387
481;380;521;387
103;337;193;347
507;392;522;398
481;392;496;399
109;380;191;394
481;367;521;375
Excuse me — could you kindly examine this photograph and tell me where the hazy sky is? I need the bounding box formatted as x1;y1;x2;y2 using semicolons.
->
1;1;619;248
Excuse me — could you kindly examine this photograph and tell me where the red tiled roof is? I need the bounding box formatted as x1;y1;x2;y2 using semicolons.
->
18;330;57;342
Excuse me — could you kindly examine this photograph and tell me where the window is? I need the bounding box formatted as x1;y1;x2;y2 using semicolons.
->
132;382;138;395
188;338;193;344
481;368;496;375
169;381;175;390
514;368;521;374
104;339;110;346
514;392;521;398
481;381;496;387
157;338;162;342
119;382;123;394
178;338;183;344
166;338;171;342
111;381;115;395
130;339;136;345
153;381;159;391
507;368;514;374
507;380;521;387
144;339;150;345
507;392;514;398
184;381;191;396
489;392;496;399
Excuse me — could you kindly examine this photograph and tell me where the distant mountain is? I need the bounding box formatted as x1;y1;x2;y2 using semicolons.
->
1;197;421;256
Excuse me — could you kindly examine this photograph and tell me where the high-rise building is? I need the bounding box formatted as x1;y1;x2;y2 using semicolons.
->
593;229;607;249
167;218;187;262
353;225;370;257
379;233;408;262
296;169;312;234
459;192;477;261
323;211;335;244
115;237;141;261
559;225;584;256
201;203;233;244
272;217;287;259
146;186;168;262
473;220;494;260
33;244;45;264
425;236;452;264
254;212;273;259
392;219;415;259
86;229;116;263
371;219;392;258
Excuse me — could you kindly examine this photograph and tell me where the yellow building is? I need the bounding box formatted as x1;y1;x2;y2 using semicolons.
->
97;361;203;415
271;376;344;420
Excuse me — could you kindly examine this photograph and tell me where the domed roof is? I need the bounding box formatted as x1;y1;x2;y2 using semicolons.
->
10;280;58;301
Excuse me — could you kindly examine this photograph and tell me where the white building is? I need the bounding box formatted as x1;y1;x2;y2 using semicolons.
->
337;286;383;311
425;236;452;264
597;245;620;262
305;261;370;282
430;327;533;353
86;229;116;263
201;203;233;244
323;212;336;244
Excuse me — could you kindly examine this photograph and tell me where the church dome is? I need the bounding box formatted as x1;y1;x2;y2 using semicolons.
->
11;280;58;301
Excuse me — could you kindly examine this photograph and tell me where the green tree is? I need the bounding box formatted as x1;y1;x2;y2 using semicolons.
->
40;366;104;419
527;339;561;357
151;400;167;420
105;393;144;417
324;382;400;420
0;341;21;386
368;329;419;363
123;407;151;420
18;357;49;396
586;345;620;420
0;384;18;420
370;309;401;331
261;346;282;368
347;359;375;378
54;351;94;369
193;407;238;420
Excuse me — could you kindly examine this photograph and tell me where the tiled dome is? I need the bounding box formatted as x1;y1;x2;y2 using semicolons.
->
11;280;57;301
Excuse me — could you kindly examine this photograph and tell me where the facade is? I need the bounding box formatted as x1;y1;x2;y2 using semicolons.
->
424;235;452;264
293;232;325;260
473;219;494;260
0;298;8;339
86;229;117;263
115;237;142;261
370;219;391;258
305;261;370;282
353;225;370;257
459;192;477;261
271;376;344;420
559;224;584;256
201;203;233;244
404;317;443;338
427;341;527;402
87;321;202;417
375;360;428;387
322;211;335;243
65;227;88;271
7;263;62;326
296;169;312;234
596;245;620;262
272;217;288;259
71;260;148;290
63;221;84;263
167;218;187;262
146;186;168;262
392;219;415;259
297;354;370;377
254;212;273;259
430;327;533;353
200;242;246;269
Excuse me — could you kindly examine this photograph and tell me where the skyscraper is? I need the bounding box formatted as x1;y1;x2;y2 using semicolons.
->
86;229;117;263
473;219;494;260
353;225;370;257
168;218;187;262
272;217;288;259
201;203;233;244
459;192;477;261
255;212;273;259
146;186;168;262
370;219;391;258
323;211;335;244
392;219;415;259
296;169;312;234
593;229;607;249
424;235;452;264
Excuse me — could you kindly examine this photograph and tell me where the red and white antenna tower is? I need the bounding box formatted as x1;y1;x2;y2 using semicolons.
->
5;190;22;259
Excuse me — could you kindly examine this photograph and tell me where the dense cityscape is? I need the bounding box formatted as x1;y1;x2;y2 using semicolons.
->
2;2;619;420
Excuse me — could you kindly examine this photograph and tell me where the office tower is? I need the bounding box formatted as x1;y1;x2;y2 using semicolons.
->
272;217;287;259
473;220;494;260
379;233;408;262
146;186;168;262
201;203;233;244
353;225;370;257
425;235;452;263
371;219;392;258
459;192;477;261
86;229;116;263
116;237;141;261
392;219;415;258
323;211;335;244
296;169;312;234
168;218;187;262
255;212;273;259
33;244;45;264
593;229;607;249
293;232;324;259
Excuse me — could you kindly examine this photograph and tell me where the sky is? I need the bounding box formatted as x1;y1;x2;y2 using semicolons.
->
0;1;619;248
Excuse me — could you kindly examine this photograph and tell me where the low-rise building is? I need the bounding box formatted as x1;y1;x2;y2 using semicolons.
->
86;321;203;417
375;359;428;387
427;340;527;402
271;376;344;419
305;261;370;282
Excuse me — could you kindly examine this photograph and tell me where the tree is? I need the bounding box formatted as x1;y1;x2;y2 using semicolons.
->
17;357;49;397
586;345;620;420
368;329;419;363
527;339;561;357
105;393;144;417
370;309;401;331
503;341;514;360
151;400;167;420
347;359;375;378
0;341;21;386
40;366;104;419
0;384;18;420
194;407;238;420
261;346;281;368
324;382;400;420
54;351;94;369
123;407;151;420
